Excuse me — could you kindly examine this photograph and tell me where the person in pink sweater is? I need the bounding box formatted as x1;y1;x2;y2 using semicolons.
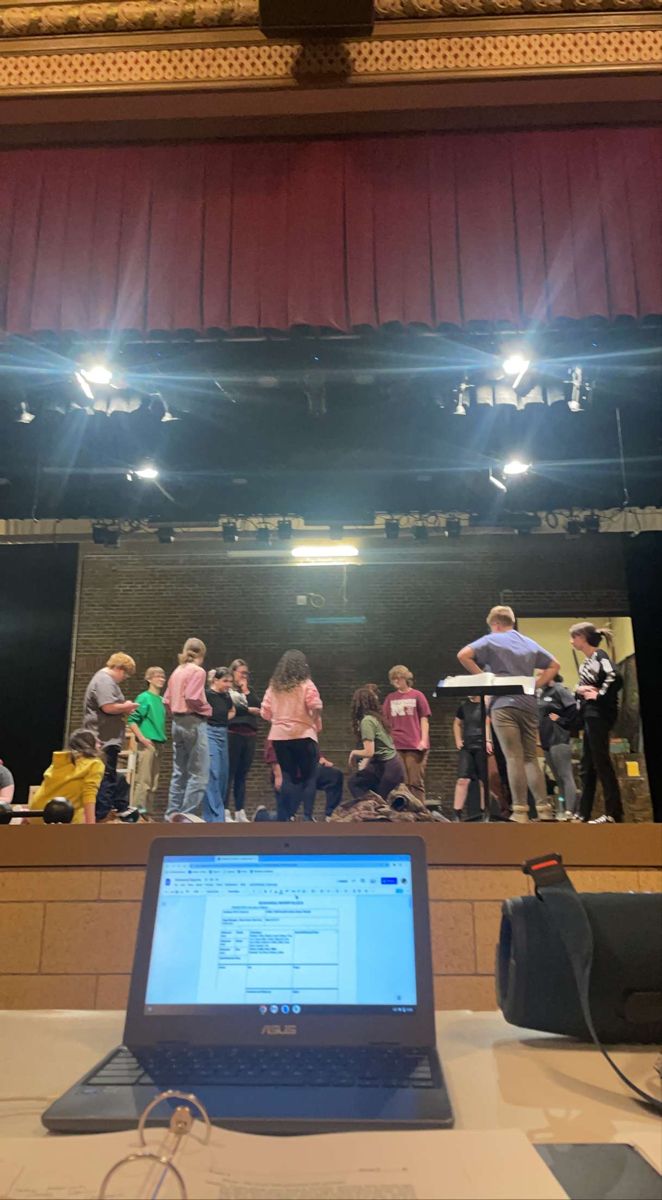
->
261;650;322;821
164;637;212;818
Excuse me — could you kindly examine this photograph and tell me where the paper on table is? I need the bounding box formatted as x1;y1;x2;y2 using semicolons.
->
0;1127;567;1200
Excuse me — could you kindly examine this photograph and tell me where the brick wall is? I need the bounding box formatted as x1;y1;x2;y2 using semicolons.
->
0;863;657;1011
66;534;632;815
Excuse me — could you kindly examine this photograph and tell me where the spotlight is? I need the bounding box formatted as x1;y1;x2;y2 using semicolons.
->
444;516;461;538
566;517;583;538
134;463;159;481
412;525;429;541
502;353;530;378
92;524;119;547
583;513;600;534
256;527;271;545
157;526;175;544
489;469;508;494
222;522;238;543
80;363;112;386
503;459;531;477
384;519;400;540
277;520;293;541
16;402;35;424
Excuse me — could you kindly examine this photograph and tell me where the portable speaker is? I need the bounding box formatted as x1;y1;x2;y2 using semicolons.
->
259;0;374;38
497;891;662;1044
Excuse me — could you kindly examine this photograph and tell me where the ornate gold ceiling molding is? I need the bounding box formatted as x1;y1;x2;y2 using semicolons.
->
1;18;660;92
1;0;661;38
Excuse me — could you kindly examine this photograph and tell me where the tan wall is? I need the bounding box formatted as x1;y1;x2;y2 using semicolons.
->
0;864;659;1012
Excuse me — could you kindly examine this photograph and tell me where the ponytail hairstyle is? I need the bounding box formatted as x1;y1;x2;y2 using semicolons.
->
270;649;310;693
569;622;614;652
351;685;389;741
68;729;104;764
178;637;206;665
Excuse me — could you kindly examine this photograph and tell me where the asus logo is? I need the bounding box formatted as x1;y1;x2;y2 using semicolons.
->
261;1023;297;1036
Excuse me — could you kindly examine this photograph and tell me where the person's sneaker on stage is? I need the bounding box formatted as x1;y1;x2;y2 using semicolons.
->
589;814;616;824
234;809;249;823
509;805;530;823
536;802;556;821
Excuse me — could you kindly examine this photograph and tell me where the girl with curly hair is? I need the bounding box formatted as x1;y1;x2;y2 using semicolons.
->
348;685;405;801
261;650;323;820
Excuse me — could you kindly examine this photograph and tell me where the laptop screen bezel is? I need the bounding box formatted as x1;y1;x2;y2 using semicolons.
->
124;834;435;1048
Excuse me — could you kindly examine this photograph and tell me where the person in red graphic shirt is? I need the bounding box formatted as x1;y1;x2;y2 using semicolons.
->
382;665;431;803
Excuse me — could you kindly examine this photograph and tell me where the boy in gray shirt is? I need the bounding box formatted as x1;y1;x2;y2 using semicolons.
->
457;606;559;823
83;652;138;819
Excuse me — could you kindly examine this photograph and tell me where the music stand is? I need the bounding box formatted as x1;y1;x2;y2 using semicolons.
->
433;681;525;821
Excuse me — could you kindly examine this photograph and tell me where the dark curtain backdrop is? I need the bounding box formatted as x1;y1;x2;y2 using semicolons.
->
625;533;662;822
0;545;78;803
0;126;660;334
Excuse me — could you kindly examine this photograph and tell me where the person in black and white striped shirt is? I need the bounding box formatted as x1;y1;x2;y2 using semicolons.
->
569;622;623;824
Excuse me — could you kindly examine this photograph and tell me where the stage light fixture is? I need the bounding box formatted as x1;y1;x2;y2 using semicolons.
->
566;518;583;538
80;363;112;386
134;463;159;481
256;527;271;545
16;402;35;424
157;527;175;544
91;524;120;547
75;372;95;402
412;525;429;541
291;544;359;560
583;513;601;534
222;522;238;543
384;518;400;540
445;516;461;538
277;520;293;541
503;458;531;477
489;469;508;493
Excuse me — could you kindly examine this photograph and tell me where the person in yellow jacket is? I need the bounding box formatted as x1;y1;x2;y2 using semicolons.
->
30;730;105;825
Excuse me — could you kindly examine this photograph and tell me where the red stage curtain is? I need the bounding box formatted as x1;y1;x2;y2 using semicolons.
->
0;126;660;334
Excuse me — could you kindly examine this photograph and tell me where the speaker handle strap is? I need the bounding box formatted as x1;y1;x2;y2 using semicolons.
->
522;853;662;1114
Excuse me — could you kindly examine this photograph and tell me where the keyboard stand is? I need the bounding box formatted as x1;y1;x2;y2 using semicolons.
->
432;683;525;821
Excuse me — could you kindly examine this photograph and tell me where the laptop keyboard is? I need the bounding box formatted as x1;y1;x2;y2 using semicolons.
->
87;1046;435;1089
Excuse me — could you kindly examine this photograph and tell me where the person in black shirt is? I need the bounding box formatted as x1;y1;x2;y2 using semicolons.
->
537;674;578;816
203;668;235;823
227;658;263;822
569;623;623;824
452;697;489;820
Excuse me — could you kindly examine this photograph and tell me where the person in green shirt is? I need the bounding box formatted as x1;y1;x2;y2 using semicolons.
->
127;666;167;813
347;685;406;801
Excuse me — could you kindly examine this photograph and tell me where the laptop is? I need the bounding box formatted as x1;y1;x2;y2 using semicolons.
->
43;834;453;1133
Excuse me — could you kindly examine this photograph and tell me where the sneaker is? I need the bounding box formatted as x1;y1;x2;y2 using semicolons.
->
536;803;556;822
589;814;616;824
224;812;234;822
451;811;463;822
509;807;530;824
235;810;249;823
253;806;271;823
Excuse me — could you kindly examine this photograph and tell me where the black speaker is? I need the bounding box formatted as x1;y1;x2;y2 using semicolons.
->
259;0;374;38
497;892;662;1044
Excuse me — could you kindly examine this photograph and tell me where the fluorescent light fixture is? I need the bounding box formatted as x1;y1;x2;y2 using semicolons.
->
134;463;159;480
503;458;531;477
291;544;359;559
502;354;530;378
489;469;508;493
75;372;95;402
81;363;113;386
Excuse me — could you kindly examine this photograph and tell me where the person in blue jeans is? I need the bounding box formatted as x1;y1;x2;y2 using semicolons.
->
203;668;236;823
164;637;211;818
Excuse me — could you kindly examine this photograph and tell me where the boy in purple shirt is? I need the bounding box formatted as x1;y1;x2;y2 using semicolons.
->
457;606;559;823
382;665;431;803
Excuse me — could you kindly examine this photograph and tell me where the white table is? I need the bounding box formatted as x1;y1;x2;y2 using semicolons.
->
0;1010;659;1147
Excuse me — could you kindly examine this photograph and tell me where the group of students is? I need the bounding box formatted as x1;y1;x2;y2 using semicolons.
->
452;608;623;824
22;607;623;825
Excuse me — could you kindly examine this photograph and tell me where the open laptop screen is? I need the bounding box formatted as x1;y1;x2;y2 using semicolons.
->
145;853;417;1015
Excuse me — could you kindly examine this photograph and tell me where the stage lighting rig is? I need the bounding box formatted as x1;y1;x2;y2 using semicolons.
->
277;520;293;541
134;463;159;481
256;526;271;545
157;527;175;544
489;469;507;493
384;518;400;540
566;517;583;538
503;458;531;477
583;513;601;534
444;516;461;538
222;522;239;543
412;524;429;541
91;524;120;547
